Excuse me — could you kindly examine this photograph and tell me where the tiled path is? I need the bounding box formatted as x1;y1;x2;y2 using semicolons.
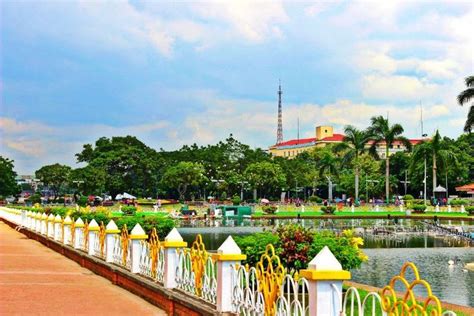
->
0;221;166;315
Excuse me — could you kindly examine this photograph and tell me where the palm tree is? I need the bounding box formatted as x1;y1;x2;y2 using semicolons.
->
335;125;372;201
411;130;456;196
368;116;412;203
313;147;339;201
457;75;474;133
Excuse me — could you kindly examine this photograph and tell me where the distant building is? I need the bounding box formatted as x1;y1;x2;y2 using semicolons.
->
269;125;421;158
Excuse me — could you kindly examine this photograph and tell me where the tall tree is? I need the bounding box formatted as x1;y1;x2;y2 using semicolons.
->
161;162;207;200
244;161;286;199
368;116;412;202
335;126;372;201
0;156;20;196
457;75;474;133
35;163;72;197
411;130;456;196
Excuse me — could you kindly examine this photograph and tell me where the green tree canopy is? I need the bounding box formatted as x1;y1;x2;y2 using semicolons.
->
35;163;72;197
244;161;286;198
0;156;20;197
161;161;207;200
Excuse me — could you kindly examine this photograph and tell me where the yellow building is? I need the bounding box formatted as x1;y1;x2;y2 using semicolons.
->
269;125;345;158
269;125;421;158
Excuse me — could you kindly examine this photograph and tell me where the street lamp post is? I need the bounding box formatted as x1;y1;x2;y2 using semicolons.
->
211;179;225;200
239;180;249;201
365;179;380;203
400;170;411;196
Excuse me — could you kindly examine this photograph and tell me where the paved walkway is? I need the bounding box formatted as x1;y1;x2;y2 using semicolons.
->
0;222;166;315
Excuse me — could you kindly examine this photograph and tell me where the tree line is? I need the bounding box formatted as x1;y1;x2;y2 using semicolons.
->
1;116;473;202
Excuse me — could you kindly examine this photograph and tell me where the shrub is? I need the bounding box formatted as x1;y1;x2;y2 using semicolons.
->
234;232;281;266
55;197;65;204
29;194;42;205
466;206;474;215
50;207;69;217
115;216;144;232
122;206;137;216
321;206;335;214
412;204;427;213
262;205;277;214
276;224;314;271
403;194;414;200
231;195;241;206
77;196;88;207
141;217;175;239
449;199;470;206
308;195;322;203
308;230;367;270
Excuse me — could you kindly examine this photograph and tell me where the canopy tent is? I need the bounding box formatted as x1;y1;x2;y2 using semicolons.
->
115;192;137;200
456;183;474;192
433;185;447;193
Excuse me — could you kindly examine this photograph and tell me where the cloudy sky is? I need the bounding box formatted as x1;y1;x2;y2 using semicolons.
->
1;0;473;174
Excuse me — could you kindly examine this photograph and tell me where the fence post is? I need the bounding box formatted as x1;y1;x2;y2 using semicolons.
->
88;219;99;256
54;215;62;241
461;205;466;213
47;214;55;238
74;218;85;249
63;215;72;245
213;236;247;313
129;223;148;273
41;213;48;235
448;205;452;212
162;228;187;289
105;220;120;263
35;212;42;232
300;246;351;316
21;210;26;227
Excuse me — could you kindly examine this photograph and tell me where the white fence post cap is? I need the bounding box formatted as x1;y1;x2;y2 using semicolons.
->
106;219;118;230
218;236;241;254
165;228;183;242
54;214;62;222
75;217;84;225
64;215;72;224
48;214;55;220
130;223;146;236
42;213;48;219
89;219;99;227
309;246;342;270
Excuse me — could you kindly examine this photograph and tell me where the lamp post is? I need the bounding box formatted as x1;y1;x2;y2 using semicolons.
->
239;180;249;201
211;179;225;201
400;170;410;195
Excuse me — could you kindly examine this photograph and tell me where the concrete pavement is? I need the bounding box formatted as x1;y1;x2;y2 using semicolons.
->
0;221;166;315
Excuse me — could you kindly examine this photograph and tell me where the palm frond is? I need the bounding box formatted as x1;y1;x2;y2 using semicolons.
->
457;88;474;106
465;75;474;87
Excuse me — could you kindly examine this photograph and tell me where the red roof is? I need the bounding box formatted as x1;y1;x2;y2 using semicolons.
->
319;134;345;142
456;183;474;192
274;137;317;147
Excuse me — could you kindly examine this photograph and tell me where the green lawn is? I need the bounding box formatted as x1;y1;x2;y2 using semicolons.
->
252;210;470;218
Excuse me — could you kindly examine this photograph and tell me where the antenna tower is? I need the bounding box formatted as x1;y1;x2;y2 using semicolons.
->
276;81;283;144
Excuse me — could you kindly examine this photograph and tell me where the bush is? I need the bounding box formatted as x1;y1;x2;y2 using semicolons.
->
142;217;175;239
262;205;277;214
231;195;241;206
55;197;65;204
50;207;69;217
77;196;88;207
121;206;137;216
29;194;42;205
276;225;314;271
308;195;322;203
466;206;474;215
308;230;367;270
403;194;414;200
412;204;427;213
449;199;470;206
321;206;335;214
115;216;143;232
234;232;281;266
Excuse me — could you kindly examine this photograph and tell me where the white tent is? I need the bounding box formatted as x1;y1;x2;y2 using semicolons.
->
115;192;137;200
434;185;447;193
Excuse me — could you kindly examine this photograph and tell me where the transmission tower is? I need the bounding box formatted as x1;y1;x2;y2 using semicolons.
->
276;81;283;144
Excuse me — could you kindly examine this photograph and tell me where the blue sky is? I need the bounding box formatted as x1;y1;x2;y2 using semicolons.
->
1;0;473;174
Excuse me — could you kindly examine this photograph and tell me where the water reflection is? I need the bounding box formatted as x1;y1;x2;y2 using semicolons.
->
351;248;474;307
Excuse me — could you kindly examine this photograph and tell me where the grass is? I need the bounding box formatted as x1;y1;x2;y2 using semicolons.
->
252;210;470;218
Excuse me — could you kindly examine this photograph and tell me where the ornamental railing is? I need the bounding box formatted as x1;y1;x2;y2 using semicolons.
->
0;207;462;316
175;234;217;305
112;225;131;270
138;228;164;283
92;222;106;259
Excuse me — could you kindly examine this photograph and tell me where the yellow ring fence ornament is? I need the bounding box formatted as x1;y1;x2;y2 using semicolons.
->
139;228;163;281
70;220;75;246
120;225;130;267
175;234;217;304
380;262;444;316
83;221;89;251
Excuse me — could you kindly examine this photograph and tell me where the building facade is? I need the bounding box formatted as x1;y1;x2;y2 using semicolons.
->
269;125;421;158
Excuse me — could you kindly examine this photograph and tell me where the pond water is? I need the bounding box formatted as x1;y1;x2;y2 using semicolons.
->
177;219;474;306
351;248;474;307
